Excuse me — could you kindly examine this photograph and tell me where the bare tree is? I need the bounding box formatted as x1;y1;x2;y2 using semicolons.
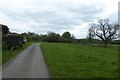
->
89;19;119;47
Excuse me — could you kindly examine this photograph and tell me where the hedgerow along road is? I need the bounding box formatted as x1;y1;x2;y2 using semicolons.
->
2;44;50;78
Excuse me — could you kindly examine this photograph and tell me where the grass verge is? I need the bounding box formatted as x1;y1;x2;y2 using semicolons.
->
2;42;35;64
41;43;118;78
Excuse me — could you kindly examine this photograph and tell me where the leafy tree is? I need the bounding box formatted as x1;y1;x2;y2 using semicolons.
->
61;32;75;43
21;33;31;42
89;19;119;47
42;35;48;42
21;32;41;42
58;37;65;43
62;32;71;39
46;32;60;42
1;24;9;35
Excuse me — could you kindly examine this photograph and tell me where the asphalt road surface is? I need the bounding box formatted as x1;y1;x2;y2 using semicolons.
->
2;44;50;78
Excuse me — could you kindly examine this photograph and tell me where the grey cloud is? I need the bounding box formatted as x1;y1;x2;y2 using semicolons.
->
67;4;103;14
1;1;104;23
0;0;115;38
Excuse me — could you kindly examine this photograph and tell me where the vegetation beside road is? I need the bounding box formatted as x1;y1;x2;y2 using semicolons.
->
41;43;118;78
2;42;35;64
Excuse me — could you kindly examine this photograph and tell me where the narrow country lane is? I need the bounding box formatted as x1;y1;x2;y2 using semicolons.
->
2;44;50;78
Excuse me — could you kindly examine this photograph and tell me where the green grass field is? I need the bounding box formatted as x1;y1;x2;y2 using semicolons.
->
2;42;35;64
41;43;119;78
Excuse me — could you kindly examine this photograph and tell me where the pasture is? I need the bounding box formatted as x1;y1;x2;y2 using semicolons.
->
41;43;119;78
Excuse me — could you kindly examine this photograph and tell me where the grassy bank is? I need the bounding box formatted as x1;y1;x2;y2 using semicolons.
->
41;43;118;78
2;42;35;64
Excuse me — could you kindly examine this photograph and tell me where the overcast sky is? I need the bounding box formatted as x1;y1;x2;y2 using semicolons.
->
0;0;119;39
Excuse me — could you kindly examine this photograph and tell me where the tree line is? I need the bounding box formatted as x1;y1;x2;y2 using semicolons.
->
1;18;120;47
21;31;75;43
21;18;119;47
1;24;75;43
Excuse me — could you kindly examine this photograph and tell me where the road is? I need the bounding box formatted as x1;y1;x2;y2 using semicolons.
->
2;44;50;78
